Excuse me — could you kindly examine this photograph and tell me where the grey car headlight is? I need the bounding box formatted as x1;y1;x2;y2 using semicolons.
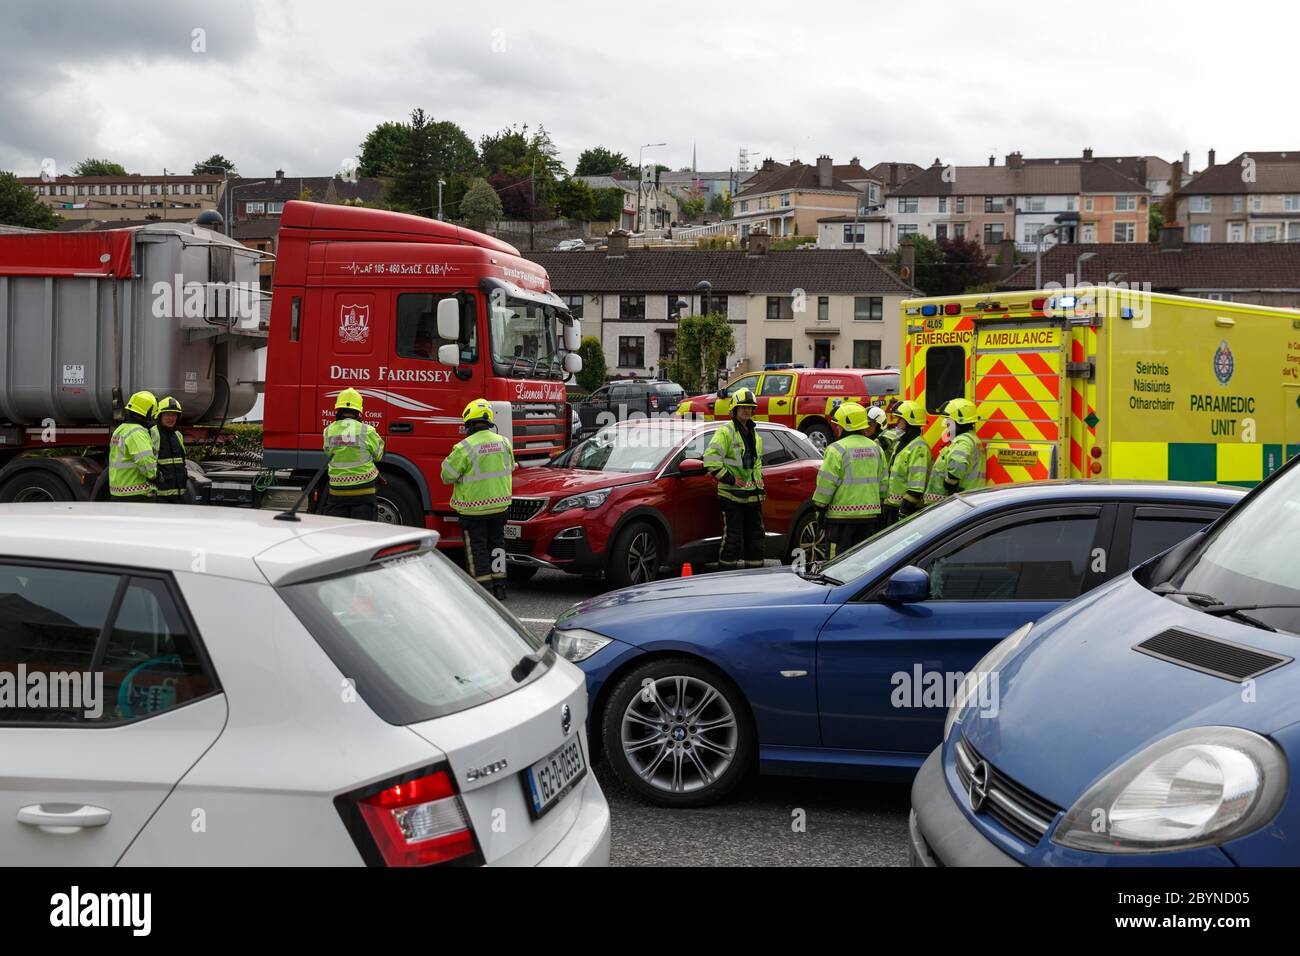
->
1053;726;1287;853
943;622;1033;742
553;489;612;512
552;628;613;662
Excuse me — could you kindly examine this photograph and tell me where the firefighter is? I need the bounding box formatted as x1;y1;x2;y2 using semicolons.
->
441;398;515;600
879;399;906;462
924;397;985;503
704;386;766;570
150;396;191;503
813;402;886;560
109;390;159;500
864;404;889;446
322;387;385;521
882;399;931;525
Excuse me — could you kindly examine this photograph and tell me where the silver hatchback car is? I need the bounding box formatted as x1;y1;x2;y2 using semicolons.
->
0;504;610;866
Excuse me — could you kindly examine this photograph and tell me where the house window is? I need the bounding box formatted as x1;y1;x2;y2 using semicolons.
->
853;339;882;368
898;224;918;241
267;201;284;214
983;223;1005;245
935;223;948;240
660;331;677;361
740;200;749;213
618;336;645;368
1082;224;1096;243
984;196;1004;213
842;224;866;243
953;223;967;239
817;296;829;321
1113;222;1136;243
1065;196;1078;211
150;183;159;195
700;294;727;317
619;295;645;319
765;338;793;365
1228;223;1245;242
854;296;883;321
1232;195;1243;212
897;197;918;214
562;294;584;319
246;201;265;215
938;197;948;213
1024;197;1046;212
766;296;793;320
780;192;790;207
1251;196;1263;212
1189;224;1212;243
1288;223;1300;242
1205;293;1234;301
1189;196;1212;213
1286;196;1300;212
955;196;965;213
1253;224;1280;242
1115;195;1137;211
868;183;880;204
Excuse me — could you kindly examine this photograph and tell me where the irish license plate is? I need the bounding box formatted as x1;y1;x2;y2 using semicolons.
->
504;523;521;539
522;736;586;819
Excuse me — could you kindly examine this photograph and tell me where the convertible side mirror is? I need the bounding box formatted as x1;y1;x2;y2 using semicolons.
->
882;565;930;603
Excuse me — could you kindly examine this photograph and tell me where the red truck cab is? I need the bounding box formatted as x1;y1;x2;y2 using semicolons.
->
263;201;581;544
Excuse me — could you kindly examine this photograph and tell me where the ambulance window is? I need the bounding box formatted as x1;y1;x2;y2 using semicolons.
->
395;293;478;362
760;374;793;397
924;346;964;414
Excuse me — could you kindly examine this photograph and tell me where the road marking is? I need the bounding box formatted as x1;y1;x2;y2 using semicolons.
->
518;617;556;624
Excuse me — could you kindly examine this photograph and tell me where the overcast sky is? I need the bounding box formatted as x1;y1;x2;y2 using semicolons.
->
2;0;1295;180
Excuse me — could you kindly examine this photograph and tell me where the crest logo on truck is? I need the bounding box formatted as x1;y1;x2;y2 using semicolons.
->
339;303;371;344
1213;339;1235;386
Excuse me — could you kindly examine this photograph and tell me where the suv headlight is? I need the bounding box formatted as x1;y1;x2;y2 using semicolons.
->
552;628;613;662
1053;726;1287;853
553;489;612;512
943;622;1033;741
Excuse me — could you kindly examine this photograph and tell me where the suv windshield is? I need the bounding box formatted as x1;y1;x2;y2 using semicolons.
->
818;497;971;582
1167;462;1300;634
279;550;548;724
489;294;565;379
565;425;686;473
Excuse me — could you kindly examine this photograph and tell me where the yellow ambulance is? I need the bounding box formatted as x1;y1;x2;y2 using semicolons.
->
902;287;1300;487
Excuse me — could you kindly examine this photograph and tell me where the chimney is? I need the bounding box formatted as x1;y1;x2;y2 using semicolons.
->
275;169;284;183
1135;157;1148;187
817;154;833;189
1182;150;1191;171
999;237;1018;276
888;162;899;188
748;225;770;256
761;157;776;171
1208;148;1216;167
1083;147;1094;160
1160;223;1185;251
1007;151;1024;170
850;156;859;166
899;238;915;281
988;155;995;167
606;228;630;257
1163;159;1183;223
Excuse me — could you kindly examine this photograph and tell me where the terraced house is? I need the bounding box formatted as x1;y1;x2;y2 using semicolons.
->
729;156;867;239
1176;150;1300;243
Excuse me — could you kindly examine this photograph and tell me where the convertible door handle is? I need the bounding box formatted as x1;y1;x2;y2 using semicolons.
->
17;804;112;832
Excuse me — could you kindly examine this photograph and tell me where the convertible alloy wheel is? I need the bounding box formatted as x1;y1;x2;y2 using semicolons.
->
620;675;739;795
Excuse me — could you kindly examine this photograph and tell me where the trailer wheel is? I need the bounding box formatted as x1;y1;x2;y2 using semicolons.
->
0;470;76;503
375;474;424;527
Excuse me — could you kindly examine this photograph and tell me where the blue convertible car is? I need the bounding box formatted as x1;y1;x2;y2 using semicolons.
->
911;456;1300;866
549;480;1244;806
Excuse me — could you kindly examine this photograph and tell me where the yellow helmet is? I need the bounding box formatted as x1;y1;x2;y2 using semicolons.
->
833;401;871;432
157;396;183;416
463;398;495;425
943;397;979;425
896;400;927;426
730;387;758;409
125;390;157;418
335;388;364;413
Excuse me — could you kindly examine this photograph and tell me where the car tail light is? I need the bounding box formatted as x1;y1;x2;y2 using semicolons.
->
336;764;482;867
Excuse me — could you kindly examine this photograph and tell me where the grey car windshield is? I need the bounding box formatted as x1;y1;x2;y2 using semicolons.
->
280;550;549;724
819;497;972;582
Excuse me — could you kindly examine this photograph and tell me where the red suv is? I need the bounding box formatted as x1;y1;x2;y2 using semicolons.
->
507;419;824;588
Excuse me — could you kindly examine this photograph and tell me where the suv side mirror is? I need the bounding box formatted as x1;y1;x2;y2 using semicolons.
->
676;458;707;477
882;565;929;603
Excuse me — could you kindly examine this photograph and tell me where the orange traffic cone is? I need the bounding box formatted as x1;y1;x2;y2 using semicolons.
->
680;562;694;577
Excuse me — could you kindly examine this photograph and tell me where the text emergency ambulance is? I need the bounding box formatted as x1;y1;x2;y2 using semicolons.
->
902;287;1300;487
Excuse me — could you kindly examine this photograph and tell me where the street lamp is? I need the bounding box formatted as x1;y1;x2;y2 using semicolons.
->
1075;251;1099;287
437;179;446;221
1034;224;1060;289
637;142;667;232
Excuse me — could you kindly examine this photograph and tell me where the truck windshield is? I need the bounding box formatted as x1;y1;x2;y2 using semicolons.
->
489;295;564;379
1166;462;1300;635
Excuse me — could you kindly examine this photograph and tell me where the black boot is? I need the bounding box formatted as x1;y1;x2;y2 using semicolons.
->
493;582;508;602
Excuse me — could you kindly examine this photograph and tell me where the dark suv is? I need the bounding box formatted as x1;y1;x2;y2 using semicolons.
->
574;380;686;436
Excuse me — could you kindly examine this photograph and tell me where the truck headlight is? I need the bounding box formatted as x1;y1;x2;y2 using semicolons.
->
553;489;612;512
943;622;1033;742
1052;726;1287;853
552;628;613;663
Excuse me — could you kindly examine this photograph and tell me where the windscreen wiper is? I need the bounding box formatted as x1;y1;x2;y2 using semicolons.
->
1152;584;1224;607
798;570;842;586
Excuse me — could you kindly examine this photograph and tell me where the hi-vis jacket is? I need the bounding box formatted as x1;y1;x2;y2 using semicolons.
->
925;430;985;502
441;428;515;516
108;422;158;497
323;418;385;495
813;433;885;520
703;421;765;504
886;434;931;508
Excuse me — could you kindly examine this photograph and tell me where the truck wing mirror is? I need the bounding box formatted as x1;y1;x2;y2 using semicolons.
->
436;298;460;341
564;352;583;374
437;343;460;367
563;320;581;352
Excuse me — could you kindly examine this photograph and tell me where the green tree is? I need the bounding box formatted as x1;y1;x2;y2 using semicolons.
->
71;158;128;176
459;177;504;229
192;154;237;176
576;336;607;392
0;172;60;229
358;120;409;178
575;146;631;176
708;191;730;218
893;234;946;296
592;187;625;222
552;177;598;220
390;109;479;216
670;313;735;393
1148;202;1165;242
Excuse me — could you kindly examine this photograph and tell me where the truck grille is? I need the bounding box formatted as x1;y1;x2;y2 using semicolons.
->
513;402;564;420
955;736;1062;846
508;498;546;522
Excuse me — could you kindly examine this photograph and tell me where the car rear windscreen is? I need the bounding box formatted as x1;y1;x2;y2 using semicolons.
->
279;550;550;724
